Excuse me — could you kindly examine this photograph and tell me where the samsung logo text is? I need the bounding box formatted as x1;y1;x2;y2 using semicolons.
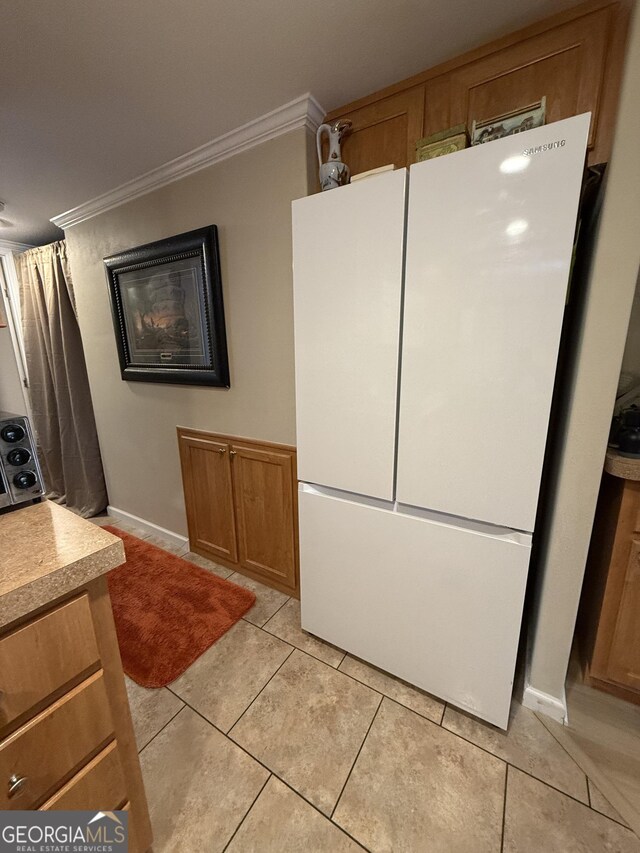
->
523;139;566;156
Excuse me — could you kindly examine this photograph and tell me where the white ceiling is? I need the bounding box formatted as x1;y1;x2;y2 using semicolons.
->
3;0;577;245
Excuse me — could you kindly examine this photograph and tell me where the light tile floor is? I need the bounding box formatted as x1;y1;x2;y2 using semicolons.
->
96;516;640;852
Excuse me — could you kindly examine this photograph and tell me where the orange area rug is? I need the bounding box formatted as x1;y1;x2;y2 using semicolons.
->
105;526;256;687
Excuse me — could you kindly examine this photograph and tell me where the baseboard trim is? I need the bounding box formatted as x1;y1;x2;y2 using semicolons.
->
107;505;188;550
522;683;568;724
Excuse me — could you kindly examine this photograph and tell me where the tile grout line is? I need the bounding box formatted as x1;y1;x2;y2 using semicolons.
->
225;644;297;735
330;694;384;822
505;762;638;837
259;621;345;669
503;762;622;816
257;624;445;726
500;764;509;852
336;668;438;719
434;719;602;812
255;594;291;629
137;702;188;757
221;772;272;852
534;711;614;817
273;775;372;852
334;659;445;725
158;691;372;852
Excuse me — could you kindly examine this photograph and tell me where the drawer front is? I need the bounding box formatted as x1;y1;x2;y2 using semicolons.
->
0;594;100;729
299;484;531;729
0;671;114;809
41;741;126;811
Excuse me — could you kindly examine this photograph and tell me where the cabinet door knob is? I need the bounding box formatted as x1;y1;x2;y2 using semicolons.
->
8;774;27;798
230;450;237;457
217;447;226;454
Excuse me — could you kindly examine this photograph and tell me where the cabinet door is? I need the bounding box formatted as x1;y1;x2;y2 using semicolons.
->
325;87;424;176
231;443;297;595
606;538;640;691
397;115;589;531
178;434;237;564
446;7;610;159
293;169;406;500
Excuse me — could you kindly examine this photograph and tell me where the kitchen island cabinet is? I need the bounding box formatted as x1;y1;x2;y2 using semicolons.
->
0;501;152;851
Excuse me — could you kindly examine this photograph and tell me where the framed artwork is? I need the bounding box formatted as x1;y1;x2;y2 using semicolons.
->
104;226;229;386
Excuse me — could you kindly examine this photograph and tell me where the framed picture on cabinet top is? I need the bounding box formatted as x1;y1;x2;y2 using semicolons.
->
104;226;229;387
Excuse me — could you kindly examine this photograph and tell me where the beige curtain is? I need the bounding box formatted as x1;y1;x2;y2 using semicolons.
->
16;241;107;517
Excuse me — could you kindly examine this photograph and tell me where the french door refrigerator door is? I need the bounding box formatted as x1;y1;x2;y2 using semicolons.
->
396;114;590;532
292;169;407;502
299;484;531;729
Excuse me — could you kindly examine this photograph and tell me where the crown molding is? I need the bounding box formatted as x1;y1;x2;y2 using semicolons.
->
0;239;35;255
51;93;325;230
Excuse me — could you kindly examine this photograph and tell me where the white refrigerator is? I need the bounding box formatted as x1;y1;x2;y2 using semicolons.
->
292;114;590;729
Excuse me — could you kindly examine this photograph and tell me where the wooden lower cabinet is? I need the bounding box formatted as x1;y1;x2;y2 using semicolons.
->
178;432;238;564
0;578;152;850
578;471;640;703
41;741;127;811
178;427;299;597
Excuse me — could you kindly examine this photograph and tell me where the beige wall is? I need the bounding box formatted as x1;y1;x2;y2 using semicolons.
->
0;326;26;415
65;129;309;535
0;260;27;416
526;5;640;711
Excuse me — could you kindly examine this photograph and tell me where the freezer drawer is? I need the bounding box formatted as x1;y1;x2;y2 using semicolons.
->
292;169;407;501
299;485;531;729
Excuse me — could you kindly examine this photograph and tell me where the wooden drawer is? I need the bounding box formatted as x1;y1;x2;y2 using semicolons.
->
0;594;100;729
0;671;114;809
41;741;126;811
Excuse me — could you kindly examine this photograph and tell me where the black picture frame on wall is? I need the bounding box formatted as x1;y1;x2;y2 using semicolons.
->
104;226;230;387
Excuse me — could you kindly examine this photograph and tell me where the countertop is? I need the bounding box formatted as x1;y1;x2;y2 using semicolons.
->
0;501;125;630
604;448;640;481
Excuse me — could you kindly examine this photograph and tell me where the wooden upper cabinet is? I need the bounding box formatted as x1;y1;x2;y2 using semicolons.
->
444;8;611;157
332;87;424;174
325;1;630;173
178;433;238;564
231;442;298;595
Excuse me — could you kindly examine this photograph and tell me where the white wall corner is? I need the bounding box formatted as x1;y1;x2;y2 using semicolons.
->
107;505;188;550
522;682;568;724
51;93;326;230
